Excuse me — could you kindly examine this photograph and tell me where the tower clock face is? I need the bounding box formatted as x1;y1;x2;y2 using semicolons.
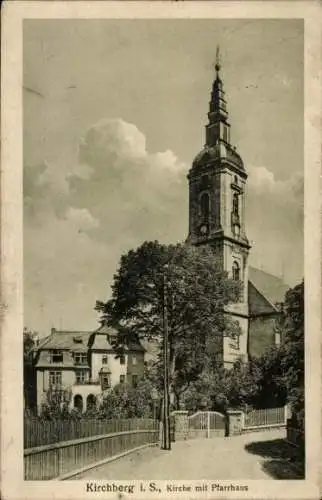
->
199;224;209;236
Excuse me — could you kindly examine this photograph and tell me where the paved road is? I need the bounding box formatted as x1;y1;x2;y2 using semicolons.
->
74;429;295;480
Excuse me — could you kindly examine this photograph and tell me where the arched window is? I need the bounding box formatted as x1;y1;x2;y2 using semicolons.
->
200;192;210;220
74;394;83;412
86;394;97;412
232;193;239;216
232;261;240;281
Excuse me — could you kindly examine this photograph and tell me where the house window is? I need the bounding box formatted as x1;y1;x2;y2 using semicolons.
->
120;375;125;384
232;193;239;216
49;350;63;363
275;332;281;346
229;334;240;351
108;334;117;345
49;371;62;387
74;353;87;365
132;374;138;388
200;192;210;220
102;355;108;365
232;261;240;281
75;369;88;384
120;354;125;365
101;375;110;390
132;355;137;365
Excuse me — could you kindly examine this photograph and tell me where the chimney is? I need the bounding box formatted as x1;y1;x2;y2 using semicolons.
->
51;327;56;335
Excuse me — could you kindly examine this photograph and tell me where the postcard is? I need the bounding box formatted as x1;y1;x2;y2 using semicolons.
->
1;1;321;499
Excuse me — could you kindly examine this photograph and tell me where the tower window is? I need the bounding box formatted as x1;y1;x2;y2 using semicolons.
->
232;193;239;216
223;126;228;143
232;261;240;281
201;175;209;189
200;192;210;220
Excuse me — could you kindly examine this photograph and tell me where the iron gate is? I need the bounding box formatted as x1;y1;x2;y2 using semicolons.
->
188;411;226;438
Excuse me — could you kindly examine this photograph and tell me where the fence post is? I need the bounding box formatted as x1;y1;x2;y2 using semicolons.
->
240;410;245;431
207;412;210;439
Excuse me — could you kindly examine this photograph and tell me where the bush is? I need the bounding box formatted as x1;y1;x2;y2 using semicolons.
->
100;378;156;419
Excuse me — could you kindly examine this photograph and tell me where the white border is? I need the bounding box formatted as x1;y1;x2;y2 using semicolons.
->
1;2;321;499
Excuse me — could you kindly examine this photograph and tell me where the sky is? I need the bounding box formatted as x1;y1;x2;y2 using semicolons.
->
23;19;304;336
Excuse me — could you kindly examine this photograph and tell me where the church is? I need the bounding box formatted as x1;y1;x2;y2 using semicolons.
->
186;50;289;368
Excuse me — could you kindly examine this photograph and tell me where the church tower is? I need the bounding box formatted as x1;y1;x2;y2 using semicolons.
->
187;48;251;365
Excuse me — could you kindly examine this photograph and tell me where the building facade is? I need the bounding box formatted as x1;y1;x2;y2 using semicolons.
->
33;325;145;413
187;49;289;367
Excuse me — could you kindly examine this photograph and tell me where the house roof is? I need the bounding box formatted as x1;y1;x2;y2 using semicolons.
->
248;266;289;307
38;330;91;350
89;331;115;350
99;366;111;374
89;324;146;352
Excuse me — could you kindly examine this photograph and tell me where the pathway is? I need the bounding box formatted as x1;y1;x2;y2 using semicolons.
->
73;428;302;480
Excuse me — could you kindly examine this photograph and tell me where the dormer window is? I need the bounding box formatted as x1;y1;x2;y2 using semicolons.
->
73;336;83;344
49;350;63;363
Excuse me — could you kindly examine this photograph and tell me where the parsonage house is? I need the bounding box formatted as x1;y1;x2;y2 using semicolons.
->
33;324;145;414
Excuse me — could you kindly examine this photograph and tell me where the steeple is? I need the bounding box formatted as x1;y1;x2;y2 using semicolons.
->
206;45;231;147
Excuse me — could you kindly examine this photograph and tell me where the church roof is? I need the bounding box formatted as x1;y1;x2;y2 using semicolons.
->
191;143;245;172
248;266;290;309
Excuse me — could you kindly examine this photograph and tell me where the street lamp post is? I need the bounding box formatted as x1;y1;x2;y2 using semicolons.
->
161;267;171;450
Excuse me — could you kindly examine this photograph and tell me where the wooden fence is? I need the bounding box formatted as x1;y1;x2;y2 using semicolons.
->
286;420;305;449
24;417;156;449
24;419;159;480
243;406;286;430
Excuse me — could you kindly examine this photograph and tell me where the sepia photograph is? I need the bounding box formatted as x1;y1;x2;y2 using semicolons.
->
1;2;321;500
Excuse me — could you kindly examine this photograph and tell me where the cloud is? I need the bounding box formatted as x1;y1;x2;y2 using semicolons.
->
68;118;187;244
24;118;187;333
246;165;303;283
24;119;303;333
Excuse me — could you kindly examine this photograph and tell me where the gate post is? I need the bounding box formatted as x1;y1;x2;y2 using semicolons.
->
227;410;244;436
207;412;210;439
171;411;189;441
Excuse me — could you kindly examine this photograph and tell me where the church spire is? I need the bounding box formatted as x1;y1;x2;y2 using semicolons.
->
206;46;231;147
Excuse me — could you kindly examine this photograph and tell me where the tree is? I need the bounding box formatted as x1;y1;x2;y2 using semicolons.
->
40;386;72;420
249;346;287;409
279;281;304;429
23;328;37;412
96;241;241;408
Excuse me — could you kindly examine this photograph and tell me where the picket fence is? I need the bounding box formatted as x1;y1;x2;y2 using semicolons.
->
24;417;156;449
24;418;159;480
243;406;287;430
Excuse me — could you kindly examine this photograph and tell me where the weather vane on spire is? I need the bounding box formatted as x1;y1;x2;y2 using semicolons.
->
214;45;221;74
